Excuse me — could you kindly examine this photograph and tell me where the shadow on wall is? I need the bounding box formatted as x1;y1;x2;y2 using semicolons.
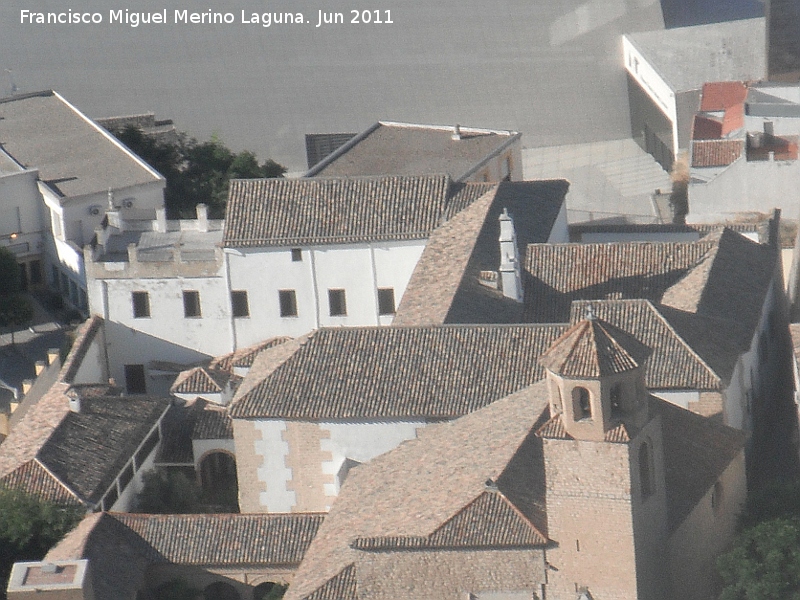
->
659;0;763;28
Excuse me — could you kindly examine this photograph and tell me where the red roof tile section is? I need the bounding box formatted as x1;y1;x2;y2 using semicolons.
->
700;81;748;111
691;139;745;167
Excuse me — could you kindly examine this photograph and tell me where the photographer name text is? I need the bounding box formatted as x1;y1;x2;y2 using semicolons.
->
19;8;394;28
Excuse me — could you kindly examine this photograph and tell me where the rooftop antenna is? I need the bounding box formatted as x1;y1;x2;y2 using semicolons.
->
4;69;18;96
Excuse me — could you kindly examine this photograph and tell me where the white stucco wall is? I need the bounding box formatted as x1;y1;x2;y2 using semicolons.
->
252;420;295;513
227;240;426;348
0;169;45;261
319;420;427;499
651;390;700;410
689;159;800;223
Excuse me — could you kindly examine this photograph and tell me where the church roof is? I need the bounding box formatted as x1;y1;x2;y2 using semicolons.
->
538;316;652;378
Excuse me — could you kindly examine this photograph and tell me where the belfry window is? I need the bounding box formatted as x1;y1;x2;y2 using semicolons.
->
611;382;623;416
573;387;591;420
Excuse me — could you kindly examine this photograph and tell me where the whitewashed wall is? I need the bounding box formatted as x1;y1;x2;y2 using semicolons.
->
227;240;426;348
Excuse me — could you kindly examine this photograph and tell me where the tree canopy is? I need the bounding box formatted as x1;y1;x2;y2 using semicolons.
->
717;479;800;600
0;487;84;599
113;127;286;219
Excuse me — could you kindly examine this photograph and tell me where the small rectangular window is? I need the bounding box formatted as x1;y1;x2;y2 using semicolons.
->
279;290;298;317
183;290;201;318
231;290;249;318
328;289;347;316
124;364;147;394
291;248;303;262
132;291;150;318
378;288;395;315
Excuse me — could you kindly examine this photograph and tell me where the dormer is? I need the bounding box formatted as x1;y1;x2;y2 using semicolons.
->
538;309;652;441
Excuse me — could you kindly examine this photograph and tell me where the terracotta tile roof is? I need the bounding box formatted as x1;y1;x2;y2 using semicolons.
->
700;81;748;111
193;405;233;440
223;175;492;247
0;460;82;506
524;240;715;323
351;490;546;550
691;139;745;167
693;115;724;140
394;179;568;326
36;395;170;505
230;325;567;420
658;399;746;530
211;337;292;371
747;134;799;161
660;229;777;335
61;316;104;384
538;317;652;378
110;512;324;565
721;102;745;136
286;382;551;600
301;564;357;600
46;512;325;600
304;121;520;182
568;300;722;390
171;366;230;394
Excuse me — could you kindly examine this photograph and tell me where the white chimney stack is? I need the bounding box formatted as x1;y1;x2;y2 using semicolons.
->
196;203;209;232
499;209;523;303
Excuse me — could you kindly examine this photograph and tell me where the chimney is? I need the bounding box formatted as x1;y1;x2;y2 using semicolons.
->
67;389;81;413
499;209;523;303
47;348;59;366
768;208;782;249
764;120;775;136
155;208;167;233
451;124;461;141
127;243;138;264
196;203;209;232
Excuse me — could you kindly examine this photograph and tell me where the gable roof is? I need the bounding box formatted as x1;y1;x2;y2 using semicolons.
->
34;394;169;505
394;179;569;326
229;325;567;420
538;317;652;379
47;512;325;600
304;121;520;182
286;382;551;600
568;300;723;390
288;378;745;600
223;175;493;247
170;366;232;395
0;91;163;200
524;239;716;323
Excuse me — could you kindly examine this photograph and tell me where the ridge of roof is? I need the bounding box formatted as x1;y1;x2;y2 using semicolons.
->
230;325;567;420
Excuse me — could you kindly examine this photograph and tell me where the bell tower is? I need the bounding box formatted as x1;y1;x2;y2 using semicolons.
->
537;310;669;600
538;308;652;441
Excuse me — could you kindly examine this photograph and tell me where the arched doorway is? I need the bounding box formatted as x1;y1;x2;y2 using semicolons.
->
253;582;287;600
198;451;239;510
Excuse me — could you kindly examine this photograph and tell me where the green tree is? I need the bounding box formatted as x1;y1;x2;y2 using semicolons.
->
134;469;203;514
717;517;800;600
0;487;84;599
0;247;33;344
112;126;286;220
148;578;201;600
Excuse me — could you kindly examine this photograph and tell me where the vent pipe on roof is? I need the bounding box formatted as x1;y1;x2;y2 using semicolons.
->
452;124;461;141
764;120;774;136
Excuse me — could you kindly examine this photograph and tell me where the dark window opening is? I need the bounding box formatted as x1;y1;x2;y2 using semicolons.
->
279;290;298;317
378;288;395;315
231;290;249;318
183;290;201;318
573;387;591;420
124;364;147;394
328;289;347;316
30;260;42;285
639;442;654;498
18;263;28;291
132;291;150;318
610;382;623;416
291;248;303;262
